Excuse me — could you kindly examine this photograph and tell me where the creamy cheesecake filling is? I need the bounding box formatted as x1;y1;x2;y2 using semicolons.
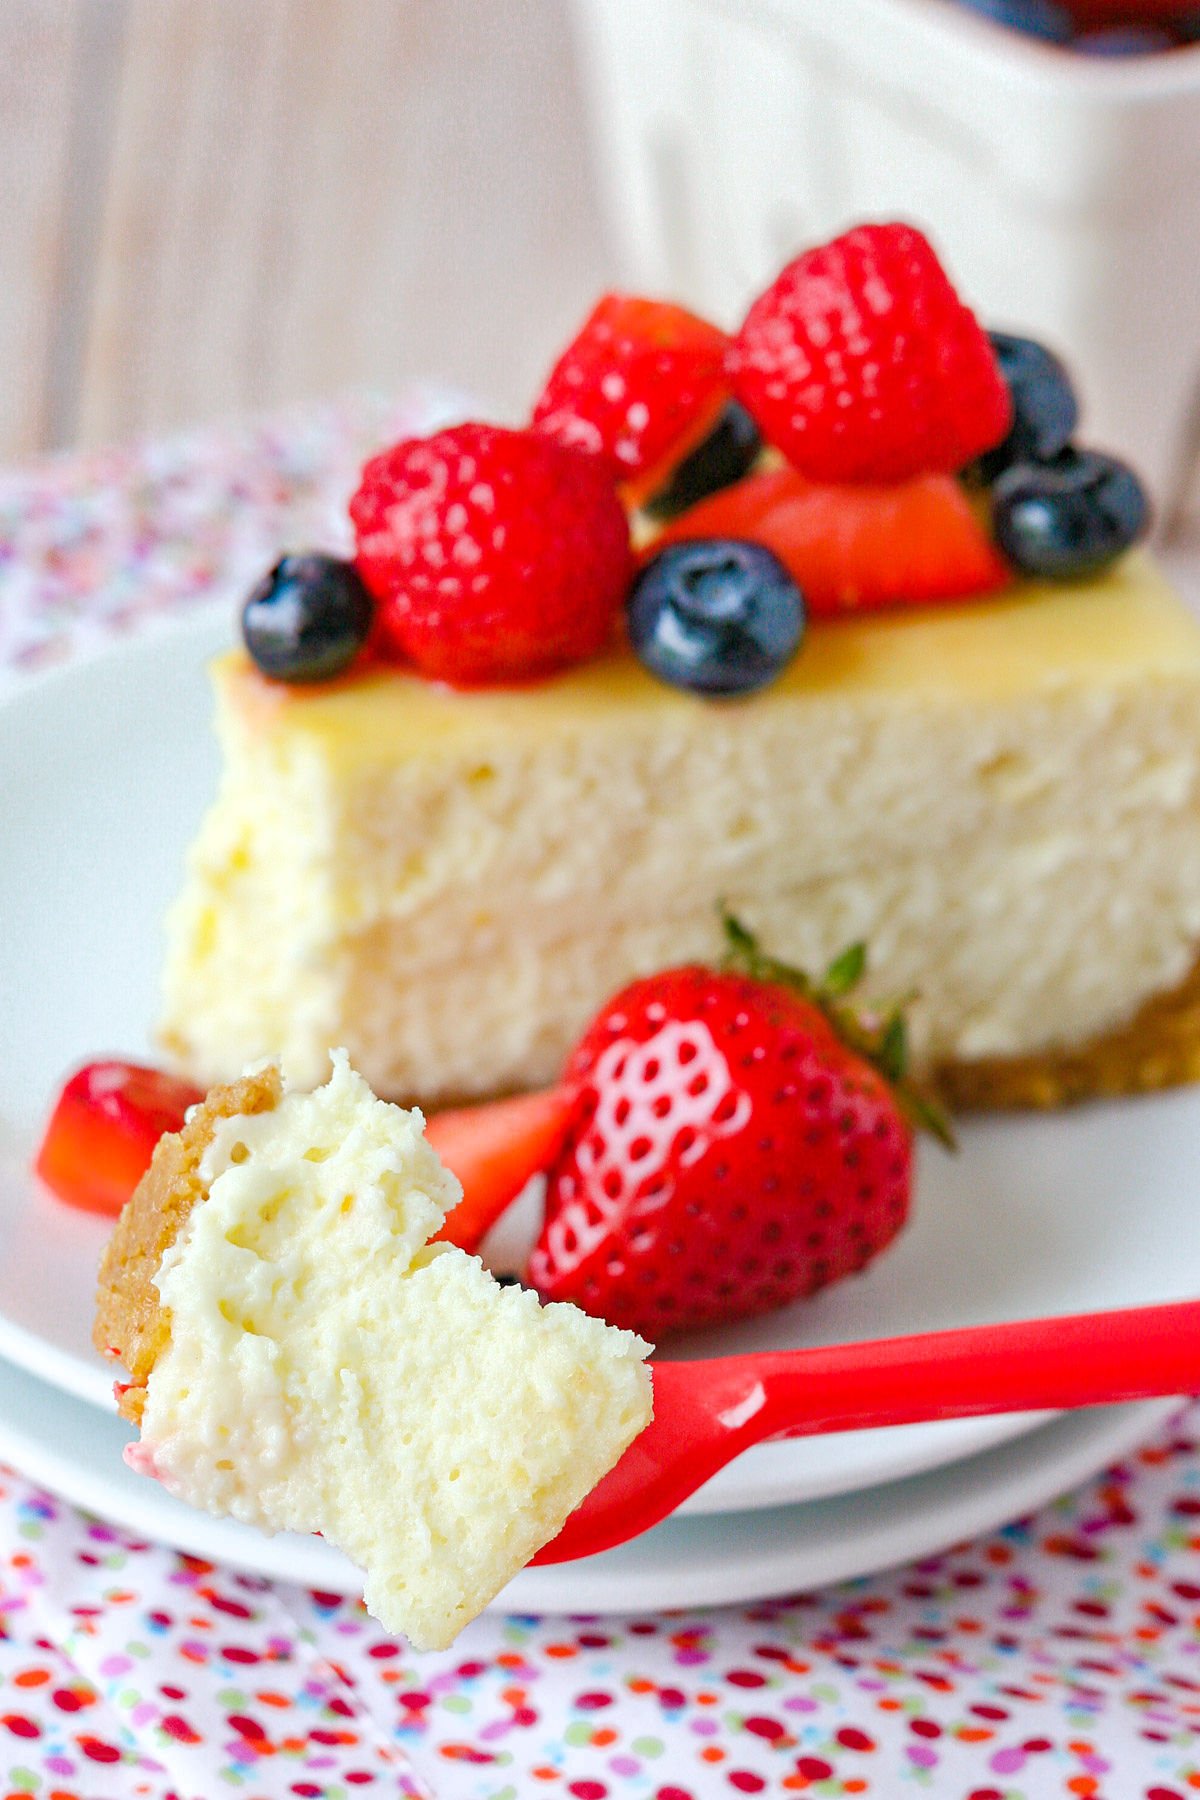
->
139;1053;652;1650
161;559;1200;1104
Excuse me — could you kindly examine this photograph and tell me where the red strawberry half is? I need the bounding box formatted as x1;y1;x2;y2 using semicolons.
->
35;1061;203;1219
728;222;1011;484
532;293;730;489
652;466;1011;616
528;920;949;1339
430;1086;574;1254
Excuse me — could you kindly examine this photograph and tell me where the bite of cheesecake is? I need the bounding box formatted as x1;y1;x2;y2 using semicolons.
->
94;1052;653;1650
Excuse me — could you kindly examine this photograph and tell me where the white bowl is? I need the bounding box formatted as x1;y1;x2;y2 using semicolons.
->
570;0;1200;508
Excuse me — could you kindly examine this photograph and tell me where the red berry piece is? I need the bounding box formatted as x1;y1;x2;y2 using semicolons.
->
527;921;948;1339
532;294;730;487
727;222;1012;484
428;1086;575;1254
652;466;1010;616
35;1061;203;1218
350;423;631;684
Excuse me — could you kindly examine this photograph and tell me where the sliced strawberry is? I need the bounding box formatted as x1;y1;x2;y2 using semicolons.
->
35;1061;203;1218
429;1086;574;1254
652;466;1011;616
532;294;730;485
619;390;730;513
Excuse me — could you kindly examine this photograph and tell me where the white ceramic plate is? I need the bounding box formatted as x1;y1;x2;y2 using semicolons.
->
0;1352;1176;1616
2;613;1198;1514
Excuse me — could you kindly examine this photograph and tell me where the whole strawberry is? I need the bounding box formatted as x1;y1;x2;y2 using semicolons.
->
532;293;730;487
727;222;1011;485
527;920;949;1339
349;422;631;684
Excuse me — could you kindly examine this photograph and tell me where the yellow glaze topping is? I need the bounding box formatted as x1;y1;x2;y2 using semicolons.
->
216;555;1200;768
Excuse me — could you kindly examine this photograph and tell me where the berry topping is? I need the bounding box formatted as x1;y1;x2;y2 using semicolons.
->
992;447;1150;579
527;918;947;1339
428;1086;574;1254
642;399;763;521
959;0;1073;41
242;553;374;683
349;423;631;684
1075;24;1175;52
653;466;1010;616
531;293;730;484
976;332;1079;482
35;1061;203;1218
727;222;1012;483
627;539;804;696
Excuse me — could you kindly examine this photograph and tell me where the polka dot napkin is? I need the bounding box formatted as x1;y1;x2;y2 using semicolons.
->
3;396;1200;1799
5;1418;1200;1800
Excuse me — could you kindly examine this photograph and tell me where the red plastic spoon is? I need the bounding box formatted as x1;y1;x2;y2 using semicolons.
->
534;1300;1200;1564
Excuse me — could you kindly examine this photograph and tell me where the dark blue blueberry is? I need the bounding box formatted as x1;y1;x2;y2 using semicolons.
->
643;401;763;521
992;448;1150;580
976;332;1079;482
956;0;1074;41
242;553;374;682
628;539;804;697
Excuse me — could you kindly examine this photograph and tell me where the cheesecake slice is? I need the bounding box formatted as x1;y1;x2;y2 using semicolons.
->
160;554;1200;1110
95;1053;652;1650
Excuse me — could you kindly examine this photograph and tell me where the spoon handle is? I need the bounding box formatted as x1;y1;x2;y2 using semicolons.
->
723;1299;1200;1441
535;1300;1200;1565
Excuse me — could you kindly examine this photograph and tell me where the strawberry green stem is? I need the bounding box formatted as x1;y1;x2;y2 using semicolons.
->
718;909;956;1148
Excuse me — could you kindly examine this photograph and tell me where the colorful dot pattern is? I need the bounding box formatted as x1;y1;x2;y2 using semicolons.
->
4;398;1200;1797
0;387;463;693
6;1415;1200;1799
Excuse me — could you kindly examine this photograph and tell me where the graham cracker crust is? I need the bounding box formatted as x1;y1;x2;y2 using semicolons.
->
93;1065;281;1424
935;954;1200;1111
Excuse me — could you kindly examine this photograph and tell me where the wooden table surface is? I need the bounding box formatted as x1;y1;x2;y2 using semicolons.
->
1;0;613;460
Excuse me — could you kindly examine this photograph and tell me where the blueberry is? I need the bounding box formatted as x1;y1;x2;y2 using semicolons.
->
642;401;763;521
628;539;804;697
976;332;1079;482
992;448;1150;580
956;0;1074;41
242;553;374;682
